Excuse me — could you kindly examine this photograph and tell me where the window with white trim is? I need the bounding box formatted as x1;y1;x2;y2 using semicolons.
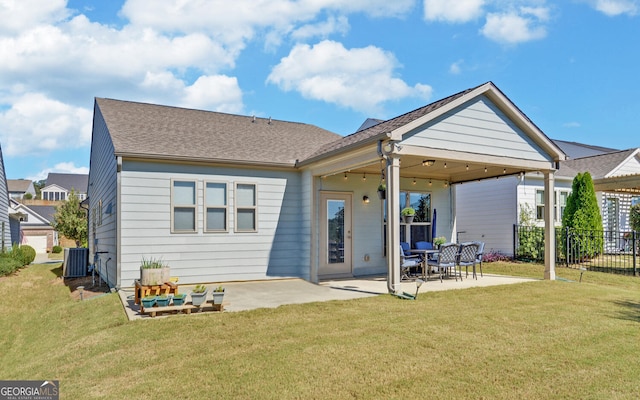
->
172;180;197;232
205;182;227;232
536;190;545;220
235;183;257;232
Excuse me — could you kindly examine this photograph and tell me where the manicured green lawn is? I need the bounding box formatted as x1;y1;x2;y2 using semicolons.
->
2;262;639;399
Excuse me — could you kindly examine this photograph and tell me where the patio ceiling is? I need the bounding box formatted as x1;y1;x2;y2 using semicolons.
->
343;154;538;185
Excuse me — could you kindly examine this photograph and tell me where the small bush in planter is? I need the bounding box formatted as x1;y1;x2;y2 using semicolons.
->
139;256;168;285
141;295;156;308
211;285;225;305
52;245;63;254
172;293;187;306
156;294;170;307
190;284;208;306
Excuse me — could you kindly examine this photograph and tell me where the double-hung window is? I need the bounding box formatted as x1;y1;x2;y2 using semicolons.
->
172;180;196;232
205;182;227;232
536;190;545;220
235;183;257;232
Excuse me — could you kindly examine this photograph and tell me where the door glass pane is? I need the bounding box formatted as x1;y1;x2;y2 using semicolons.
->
327;200;345;264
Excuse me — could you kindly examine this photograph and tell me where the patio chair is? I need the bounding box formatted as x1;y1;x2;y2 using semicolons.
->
472;241;485;277
400;241;412;256
458;242;480;279
400;245;422;281
426;243;461;282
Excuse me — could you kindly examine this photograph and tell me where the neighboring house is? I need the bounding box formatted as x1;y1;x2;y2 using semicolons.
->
456;141;640;256
41;173;88;201
88;82;565;290
7;179;36;200
10;199;57;254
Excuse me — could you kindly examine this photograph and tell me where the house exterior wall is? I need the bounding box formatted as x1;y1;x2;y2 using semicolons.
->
87;106;119;287
316;174;452;276
455;177;518;256
117;161;306;287
402;95;551;162
0;146;12;251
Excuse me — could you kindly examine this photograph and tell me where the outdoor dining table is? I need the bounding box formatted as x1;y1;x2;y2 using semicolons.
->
410;248;440;279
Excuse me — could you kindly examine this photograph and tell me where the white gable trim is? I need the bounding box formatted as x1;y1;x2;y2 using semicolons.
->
606;148;640;178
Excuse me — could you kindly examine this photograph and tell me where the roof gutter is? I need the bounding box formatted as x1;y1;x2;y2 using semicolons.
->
296;132;392;168
115;152;296;169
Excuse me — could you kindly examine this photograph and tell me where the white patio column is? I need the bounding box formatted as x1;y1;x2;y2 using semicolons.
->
544;171;556;280
386;155;401;293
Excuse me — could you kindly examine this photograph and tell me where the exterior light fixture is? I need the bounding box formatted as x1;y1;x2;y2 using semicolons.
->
444;162;447;168
422;160;435;166
429;179;432;186
484;166;487;173
412;178;417;185
362;173;366;181
466;164;469;171
503;168;506;174
344;172;348;180
363;195;370;204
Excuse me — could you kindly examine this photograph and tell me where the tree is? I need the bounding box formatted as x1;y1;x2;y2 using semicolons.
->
33;179;46;199
52;190;87;247
561;172;603;259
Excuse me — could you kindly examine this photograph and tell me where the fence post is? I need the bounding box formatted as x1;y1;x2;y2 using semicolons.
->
513;224;517;259
633;231;637;277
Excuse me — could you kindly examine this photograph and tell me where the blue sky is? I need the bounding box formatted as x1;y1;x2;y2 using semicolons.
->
1;0;639;180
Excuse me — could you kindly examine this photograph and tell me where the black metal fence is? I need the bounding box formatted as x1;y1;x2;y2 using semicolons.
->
514;225;638;276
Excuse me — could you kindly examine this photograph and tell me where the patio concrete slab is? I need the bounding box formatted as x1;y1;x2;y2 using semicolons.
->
118;274;536;320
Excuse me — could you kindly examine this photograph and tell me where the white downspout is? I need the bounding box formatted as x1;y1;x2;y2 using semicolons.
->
385;149;401;294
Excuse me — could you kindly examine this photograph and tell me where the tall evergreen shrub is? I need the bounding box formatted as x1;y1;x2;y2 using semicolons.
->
561;172;603;260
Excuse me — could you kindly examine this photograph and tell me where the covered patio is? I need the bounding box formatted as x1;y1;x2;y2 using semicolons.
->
301;82;566;295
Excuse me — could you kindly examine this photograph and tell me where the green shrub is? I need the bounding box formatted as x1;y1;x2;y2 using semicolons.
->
20;245;36;265
8;245;36;266
52;245;63;254
0;252;23;276
561;172;603;259
630;204;640;233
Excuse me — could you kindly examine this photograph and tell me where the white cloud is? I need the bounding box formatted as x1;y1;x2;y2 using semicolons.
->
291;15;350;40
27;162;90;182
591;0;638;16
563;121;581;128
267;40;432;113
0;93;92;157
481;7;549;44
424;0;485;22
449;60;464;74
181;75;244;113
0;0;69;34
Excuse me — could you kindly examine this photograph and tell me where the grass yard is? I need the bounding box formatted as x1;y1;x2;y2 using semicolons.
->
2;262;639;399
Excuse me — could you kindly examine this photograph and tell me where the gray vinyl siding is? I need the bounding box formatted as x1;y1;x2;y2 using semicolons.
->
87;105;118;287
610;156;640;176
455;177;518;256
403;95;551;162
118;161;306;287
0;146;12;250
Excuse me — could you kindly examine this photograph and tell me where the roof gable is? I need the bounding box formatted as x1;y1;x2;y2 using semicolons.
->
7;179;34;193
301;82;565;165
95;98;342;167
45;173;88;193
562;149;639;179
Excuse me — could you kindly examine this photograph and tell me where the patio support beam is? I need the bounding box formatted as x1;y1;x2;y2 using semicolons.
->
543;171;556;280
386;155;401;294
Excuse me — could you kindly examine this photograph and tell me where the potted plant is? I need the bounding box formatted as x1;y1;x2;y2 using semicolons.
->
141;295;156;309
190;284;208;306
140;257;167;286
156;293;170;307
433;236;446;249
377;183;386;200
401;207;416;224
172;293;187;306
211;285;225;305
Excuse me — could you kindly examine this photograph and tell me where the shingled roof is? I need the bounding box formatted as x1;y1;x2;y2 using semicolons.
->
95;98;342;167
557;148;639;178
45;173;89;193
